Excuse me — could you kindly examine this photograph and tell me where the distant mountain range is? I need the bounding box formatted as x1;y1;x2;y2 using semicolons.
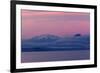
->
26;34;61;42
22;34;90;52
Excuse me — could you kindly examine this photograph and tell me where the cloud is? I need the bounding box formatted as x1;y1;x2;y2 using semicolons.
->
21;9;90;17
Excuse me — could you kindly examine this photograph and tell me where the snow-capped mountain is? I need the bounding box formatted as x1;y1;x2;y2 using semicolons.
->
22;34;90;51
27;34;61;43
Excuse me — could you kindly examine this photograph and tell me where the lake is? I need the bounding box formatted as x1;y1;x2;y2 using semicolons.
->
21;50;90;63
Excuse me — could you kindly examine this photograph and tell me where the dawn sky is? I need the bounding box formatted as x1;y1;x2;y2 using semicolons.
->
21;9;90;39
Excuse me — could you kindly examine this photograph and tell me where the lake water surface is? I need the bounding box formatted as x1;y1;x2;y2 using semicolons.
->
21;50;90;63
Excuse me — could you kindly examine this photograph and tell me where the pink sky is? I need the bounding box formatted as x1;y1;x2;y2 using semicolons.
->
21;10;90;39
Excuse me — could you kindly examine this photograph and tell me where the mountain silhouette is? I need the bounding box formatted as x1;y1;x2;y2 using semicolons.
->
74;34;81;37
28;34;61;42
22;34;90;51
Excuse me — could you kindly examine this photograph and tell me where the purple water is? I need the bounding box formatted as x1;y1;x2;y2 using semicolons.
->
21;50;90;63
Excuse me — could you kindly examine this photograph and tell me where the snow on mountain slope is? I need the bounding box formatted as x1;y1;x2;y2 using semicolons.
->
22;34;90;51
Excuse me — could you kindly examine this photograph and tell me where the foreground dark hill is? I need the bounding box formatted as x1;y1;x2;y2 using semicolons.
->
22;34;90;52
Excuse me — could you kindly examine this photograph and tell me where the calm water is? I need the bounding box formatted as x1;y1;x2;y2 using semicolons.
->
21;50;90;63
